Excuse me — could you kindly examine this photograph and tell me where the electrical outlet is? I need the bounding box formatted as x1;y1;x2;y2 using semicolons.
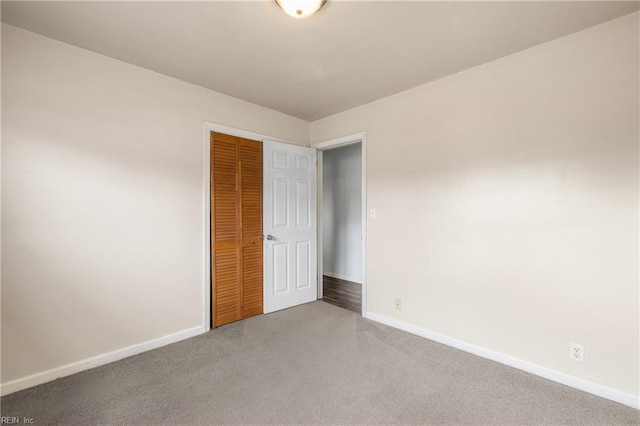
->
395;298;402;310
570;343;584;363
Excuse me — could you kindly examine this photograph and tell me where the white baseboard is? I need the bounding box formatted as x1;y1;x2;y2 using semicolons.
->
363;311;639;410
0;325;206;396
323;271;362;284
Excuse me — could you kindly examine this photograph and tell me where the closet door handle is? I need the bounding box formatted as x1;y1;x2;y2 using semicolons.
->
265;234;275;241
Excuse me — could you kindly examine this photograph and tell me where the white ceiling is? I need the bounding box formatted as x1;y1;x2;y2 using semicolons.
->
2;1;638;121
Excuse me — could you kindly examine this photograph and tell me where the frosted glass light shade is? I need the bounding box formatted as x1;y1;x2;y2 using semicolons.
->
275;0;326;18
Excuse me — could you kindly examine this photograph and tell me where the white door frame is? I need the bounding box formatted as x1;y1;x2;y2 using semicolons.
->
313;132;367;316
202;121;303;330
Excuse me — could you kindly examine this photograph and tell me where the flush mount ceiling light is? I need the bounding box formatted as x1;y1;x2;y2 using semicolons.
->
275;0;327;18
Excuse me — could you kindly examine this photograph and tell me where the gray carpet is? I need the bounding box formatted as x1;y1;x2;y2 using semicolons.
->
1;301;638;425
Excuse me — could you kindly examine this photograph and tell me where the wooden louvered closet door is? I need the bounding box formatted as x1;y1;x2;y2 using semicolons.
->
211;132;263;327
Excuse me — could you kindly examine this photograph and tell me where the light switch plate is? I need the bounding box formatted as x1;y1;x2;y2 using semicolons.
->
369;208;376;219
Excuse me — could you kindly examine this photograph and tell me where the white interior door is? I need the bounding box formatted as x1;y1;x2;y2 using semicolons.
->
263;140;317;314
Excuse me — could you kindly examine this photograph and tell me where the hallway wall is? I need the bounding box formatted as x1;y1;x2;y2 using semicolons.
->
322;143;362;283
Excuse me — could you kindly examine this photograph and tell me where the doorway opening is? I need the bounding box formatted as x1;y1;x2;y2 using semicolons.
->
317;135;366;316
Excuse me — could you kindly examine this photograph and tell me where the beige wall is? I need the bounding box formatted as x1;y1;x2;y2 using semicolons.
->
3;10;639;401
1;24;308;383
312;13;639;397
323;143;363;283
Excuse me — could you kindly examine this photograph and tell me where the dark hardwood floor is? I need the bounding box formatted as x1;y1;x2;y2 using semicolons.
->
322;275;362;314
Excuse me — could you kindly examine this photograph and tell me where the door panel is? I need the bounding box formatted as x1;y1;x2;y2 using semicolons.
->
211;134;240;326
263;140;317;314
273;242;289;294
240;139;263;318
273;179;289;228
296;241;311;288
295;180;310;226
